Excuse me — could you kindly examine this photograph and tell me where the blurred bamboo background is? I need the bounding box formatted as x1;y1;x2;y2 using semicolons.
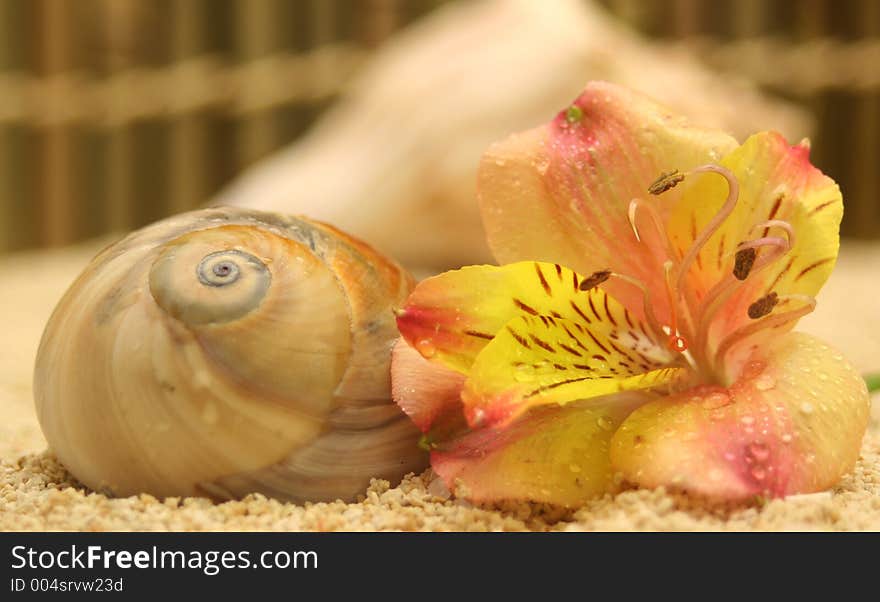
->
0;0;878;252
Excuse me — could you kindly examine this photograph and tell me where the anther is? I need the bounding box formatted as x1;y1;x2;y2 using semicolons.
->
747;292;779;319
648;170;685;195
733;247;757;280
579;269;612;291
713;294;816;374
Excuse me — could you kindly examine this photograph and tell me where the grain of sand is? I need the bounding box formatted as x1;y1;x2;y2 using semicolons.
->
2;240;879;531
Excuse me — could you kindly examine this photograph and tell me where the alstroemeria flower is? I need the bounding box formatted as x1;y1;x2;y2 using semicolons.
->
391;81;870;506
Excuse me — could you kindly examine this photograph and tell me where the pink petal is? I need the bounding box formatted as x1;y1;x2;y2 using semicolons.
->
610;332;870;501
478;81;738;323
391;338;466;433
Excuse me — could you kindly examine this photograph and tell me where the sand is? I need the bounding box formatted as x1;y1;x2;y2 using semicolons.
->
1;239;879;531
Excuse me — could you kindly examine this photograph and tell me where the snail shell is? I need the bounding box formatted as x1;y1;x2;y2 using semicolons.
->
33;208;427;502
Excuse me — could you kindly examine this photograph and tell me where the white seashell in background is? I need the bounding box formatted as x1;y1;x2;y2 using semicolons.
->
33;207;427;503
216;0;811;270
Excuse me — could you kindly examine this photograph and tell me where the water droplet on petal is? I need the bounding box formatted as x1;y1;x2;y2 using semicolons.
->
597;415;614;431
751;466;767;481
740;415;755;426
754;374;776;391
781;433;793;444
513;364;533;382
569;463;582;473
748;441;770;462
701;391;731;409
800;402;814;415
416;339;436;358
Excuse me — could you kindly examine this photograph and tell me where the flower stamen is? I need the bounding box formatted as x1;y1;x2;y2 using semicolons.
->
577;269;612;291
747;292;779;319
648;170;685;195
733;247;757;280
712;294;816;374
580;269;667;346
693;222;795;369
674;165;740;297
627;198;677;260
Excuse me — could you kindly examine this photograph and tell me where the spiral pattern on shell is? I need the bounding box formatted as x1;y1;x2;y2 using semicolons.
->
33;208;426;502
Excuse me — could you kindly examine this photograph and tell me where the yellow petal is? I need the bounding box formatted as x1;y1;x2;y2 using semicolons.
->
668;132;842;354
397;261;666;374
432;395;648;507
610;332;869;501
461;313;685;429
478;81;738;324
